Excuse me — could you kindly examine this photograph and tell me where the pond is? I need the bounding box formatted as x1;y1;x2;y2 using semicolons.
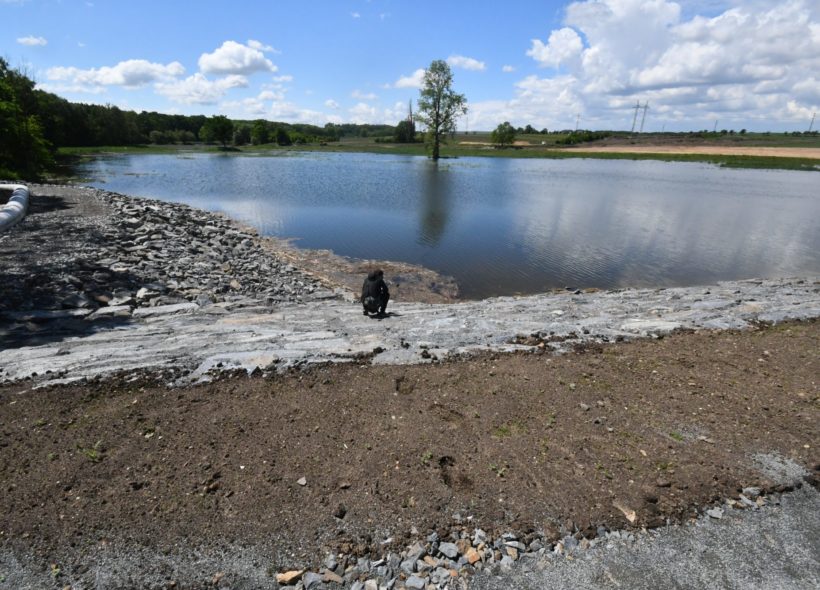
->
77;152;820;299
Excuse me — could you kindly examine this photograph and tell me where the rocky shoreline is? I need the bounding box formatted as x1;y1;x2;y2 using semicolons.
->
0;184;337;316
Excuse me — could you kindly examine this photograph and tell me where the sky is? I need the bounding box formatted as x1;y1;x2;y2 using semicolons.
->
2;0;818;132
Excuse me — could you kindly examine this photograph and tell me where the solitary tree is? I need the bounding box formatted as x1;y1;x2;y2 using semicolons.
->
491;121;516;147
416;60;467;160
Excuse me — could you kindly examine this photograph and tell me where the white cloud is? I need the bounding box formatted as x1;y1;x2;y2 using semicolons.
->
198;40;277;76
352;89;377;100
259;89;283;101
247;39;278;53
220;88;292;118
46;59;184;89
35;82;107;95
348;101;406;124
351;11;360;18
527;27;583;68
447;55;486;71
395;68;425;88
17;35;47;46
482;0;820;131
325;99;340;109
265;101;330;124
156;73;247;105
502;65;516;73
272;75;293;83
349;102;378;123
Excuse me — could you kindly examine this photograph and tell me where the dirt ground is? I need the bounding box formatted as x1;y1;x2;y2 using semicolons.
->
457;138;820;159
1;319;817;575
565;144;820;159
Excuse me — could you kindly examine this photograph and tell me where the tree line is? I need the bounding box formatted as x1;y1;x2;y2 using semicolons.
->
0;58;404;179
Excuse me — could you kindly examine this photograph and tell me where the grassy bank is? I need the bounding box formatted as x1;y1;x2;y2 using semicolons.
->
56;134;820;172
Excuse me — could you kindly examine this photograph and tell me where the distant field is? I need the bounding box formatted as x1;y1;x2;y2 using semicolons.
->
57;131;820;172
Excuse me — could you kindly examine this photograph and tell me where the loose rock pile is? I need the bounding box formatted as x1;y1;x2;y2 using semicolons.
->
274;485;790;589
103;192;333;307
0;185;335;316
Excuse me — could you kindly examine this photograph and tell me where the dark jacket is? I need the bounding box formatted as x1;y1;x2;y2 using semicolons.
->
361;271;389;310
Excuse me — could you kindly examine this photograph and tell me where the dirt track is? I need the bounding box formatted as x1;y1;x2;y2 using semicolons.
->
565;145;820;159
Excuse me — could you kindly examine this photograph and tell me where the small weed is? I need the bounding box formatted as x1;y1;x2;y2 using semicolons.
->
77;440;105;463
490;463;507;478
47;452;57;461
595;462;614;479
546;412;557;428
492;421;527;438
420;451;433;466
669;431;685;442
656;460;675;471
50;563;60;578
34;418;47;428
493;425;512;438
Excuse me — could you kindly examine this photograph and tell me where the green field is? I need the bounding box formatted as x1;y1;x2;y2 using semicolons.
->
57;131;820;172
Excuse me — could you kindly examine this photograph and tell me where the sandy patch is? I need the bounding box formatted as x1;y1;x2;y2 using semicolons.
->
564;145;820;159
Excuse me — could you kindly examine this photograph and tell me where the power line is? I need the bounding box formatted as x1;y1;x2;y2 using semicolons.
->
630;100;640;134
639;102;650;133
630;101;651;134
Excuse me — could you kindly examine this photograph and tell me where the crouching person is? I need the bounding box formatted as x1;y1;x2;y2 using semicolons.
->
361;269;390;317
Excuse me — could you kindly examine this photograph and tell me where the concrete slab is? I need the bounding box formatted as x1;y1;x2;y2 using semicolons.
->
1;277;817;386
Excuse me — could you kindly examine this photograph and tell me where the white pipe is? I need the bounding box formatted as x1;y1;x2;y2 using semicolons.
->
0;183;30;232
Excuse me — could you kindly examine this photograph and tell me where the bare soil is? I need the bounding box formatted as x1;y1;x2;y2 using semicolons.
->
565;144;820;159
1;320;817;574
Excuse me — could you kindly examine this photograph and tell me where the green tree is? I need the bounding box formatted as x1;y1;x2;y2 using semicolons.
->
251;119;270;145
200;115;234;147
416;60;467;160
274;126;292;146
491;121;516;147
233;124;251;146
394;119;416;143
0;58;53;178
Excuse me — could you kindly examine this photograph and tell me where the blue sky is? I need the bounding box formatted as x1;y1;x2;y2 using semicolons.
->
3;0;818;131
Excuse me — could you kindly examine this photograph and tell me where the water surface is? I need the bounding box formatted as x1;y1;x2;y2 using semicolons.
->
78;152;820;299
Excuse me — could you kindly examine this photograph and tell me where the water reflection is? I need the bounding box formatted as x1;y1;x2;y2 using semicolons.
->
417;161;451;246
507;162;820;292
76;153;820;299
